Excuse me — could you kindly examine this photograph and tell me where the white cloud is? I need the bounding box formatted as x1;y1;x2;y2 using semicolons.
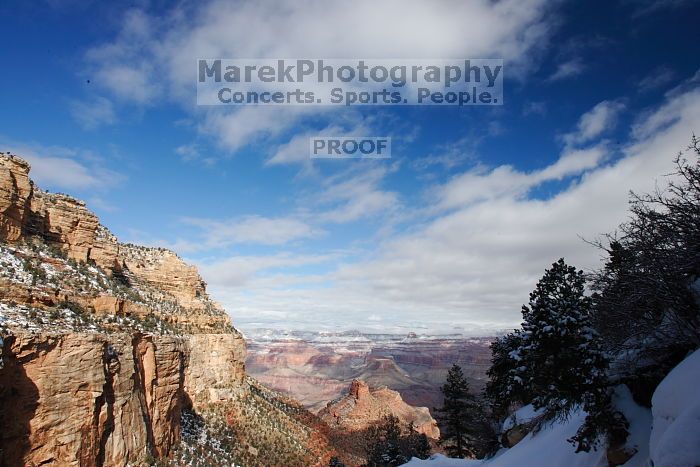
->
200;106;317;154
85;9;160;104
265;117;370;168
201;84;700;333
522;101;547;117
0;139;123;191
85;0;556;156
563;100;626;147
433;145;607;210
88;196;119;212
547;57;585;81
313;164;400;224
69;96;117;129
183;215;323;247
328;86;700;328
199;252;338;288
638;66;676;93
631;0;697;17
175;144;200;161
411;137;478;172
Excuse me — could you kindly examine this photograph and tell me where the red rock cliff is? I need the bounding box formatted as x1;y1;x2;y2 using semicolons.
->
0;153;246;466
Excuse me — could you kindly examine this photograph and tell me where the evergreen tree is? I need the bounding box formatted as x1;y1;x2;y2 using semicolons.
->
365;415;408;467
402;422;432;460
436;365;497;458
485;331;529;420
328;456;346;467
365;416;436;465
436;365;471;458
409;433;431;460
515;258;623;450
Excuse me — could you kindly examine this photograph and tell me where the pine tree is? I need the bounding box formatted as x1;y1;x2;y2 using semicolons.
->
365;415;408;467
435;365;471;458
410;433;431;460
485;331;529;420
381;416;404;466
402;422;432;460
515;258;624;450
590;138;700;361
436;364;496;458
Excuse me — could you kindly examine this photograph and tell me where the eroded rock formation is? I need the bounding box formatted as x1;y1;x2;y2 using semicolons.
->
0;153;246;466
319;379;440;439
0;153;229;331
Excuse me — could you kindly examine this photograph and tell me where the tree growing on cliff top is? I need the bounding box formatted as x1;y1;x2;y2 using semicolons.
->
408;430;431;460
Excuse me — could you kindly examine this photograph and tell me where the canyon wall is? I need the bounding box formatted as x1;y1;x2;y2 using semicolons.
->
0;154;246;466
246;330;494;414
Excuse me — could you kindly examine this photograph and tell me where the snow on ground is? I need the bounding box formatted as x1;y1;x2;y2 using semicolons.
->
403;455;482;466
404;388;652;467
486;408;608;467
403;350;700;467
613;385;651;466
501;404;542;431
649;348;700;467
404;406;607;467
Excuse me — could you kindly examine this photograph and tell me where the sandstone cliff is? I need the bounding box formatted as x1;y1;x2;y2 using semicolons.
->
319;379;440;439
0;153;362;467
0;154;244;466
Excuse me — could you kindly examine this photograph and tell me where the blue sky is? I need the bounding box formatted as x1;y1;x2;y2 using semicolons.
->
1;0;699;334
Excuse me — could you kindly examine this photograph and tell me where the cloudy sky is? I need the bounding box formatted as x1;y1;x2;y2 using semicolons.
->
1;0;699;334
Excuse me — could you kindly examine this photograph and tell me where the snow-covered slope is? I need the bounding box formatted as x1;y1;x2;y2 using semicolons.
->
649;348;700;467
404;349;700;467
403;406;610;467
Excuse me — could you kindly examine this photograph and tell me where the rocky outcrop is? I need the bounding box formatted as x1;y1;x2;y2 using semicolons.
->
501;424;529;448
0;153;248;465
0;155;32;242
28;190;107;266
319;379;440;439
184;333;246;404
606;443;637;466
118;244;208;311
0;154;230;333
349;379;371;399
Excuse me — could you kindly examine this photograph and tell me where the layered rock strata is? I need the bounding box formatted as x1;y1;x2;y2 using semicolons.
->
0;153;246;466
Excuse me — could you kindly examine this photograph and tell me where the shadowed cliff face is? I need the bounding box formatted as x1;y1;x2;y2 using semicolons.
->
0;334;40;466
0;330;247;466
0;153;247;466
